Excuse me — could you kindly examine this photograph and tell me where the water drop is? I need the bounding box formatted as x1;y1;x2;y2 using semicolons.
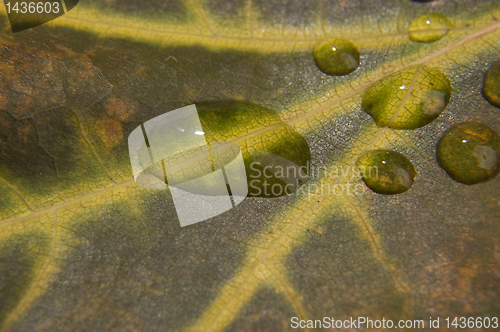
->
362;66;452;129
409;13;452;43
437;122;500;184
356;150;416;195
313;39;360;76
482;60;500;108
196;101;312;198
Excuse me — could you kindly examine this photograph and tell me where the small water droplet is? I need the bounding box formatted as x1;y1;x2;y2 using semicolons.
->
409;13;452;43
357;150;416;195
482;60;500;108
362;66;452;129
437;122;500;184
313;39;360;76
194;130;205;135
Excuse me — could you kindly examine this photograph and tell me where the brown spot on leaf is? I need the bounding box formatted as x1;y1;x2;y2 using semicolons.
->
17;125;32;144
105;97;134;121
0;113;12;128
0;42;65;116
95;119;123;148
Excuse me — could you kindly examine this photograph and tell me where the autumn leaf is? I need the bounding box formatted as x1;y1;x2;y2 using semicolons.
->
0;0;500;331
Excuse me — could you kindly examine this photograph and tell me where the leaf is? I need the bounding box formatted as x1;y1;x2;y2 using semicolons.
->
1;1;500;331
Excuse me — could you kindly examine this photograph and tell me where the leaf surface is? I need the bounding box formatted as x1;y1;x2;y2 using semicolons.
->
0;0;500;331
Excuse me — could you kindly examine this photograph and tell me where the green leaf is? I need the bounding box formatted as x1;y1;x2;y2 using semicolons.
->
0;1;499;331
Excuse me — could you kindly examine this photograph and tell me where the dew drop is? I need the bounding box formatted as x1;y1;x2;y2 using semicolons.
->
437;122;500;185
356;150;416;195
482;60;500;108
362;66;452;129
409;13;452;43
313;39;360;76
196;101;312;198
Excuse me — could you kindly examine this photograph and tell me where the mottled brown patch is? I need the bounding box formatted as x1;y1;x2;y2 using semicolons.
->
54;54;113;109
95;119;123;148
105;97;134;121
0;42;65;116
0;113;12;128
17;125;32;144
0;94;7;110
186;87;199;100
0;65;13;110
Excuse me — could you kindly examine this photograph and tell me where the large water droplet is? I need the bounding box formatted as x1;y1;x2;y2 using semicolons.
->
483;60;500;108
136;102;311;198
362;66;452;129
197;101;312;198
437;122;500;184
409;13;452;43
357;150;416;195
313;39;360;76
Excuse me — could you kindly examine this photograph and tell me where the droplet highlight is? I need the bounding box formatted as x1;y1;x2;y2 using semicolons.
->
357;150;416;195
313;39;360;76
362;66;452;129
437;122;500;185
482;60;500;108
409;13;452;43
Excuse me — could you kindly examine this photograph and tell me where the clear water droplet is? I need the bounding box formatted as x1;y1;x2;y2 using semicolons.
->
362;66;452;129
196;101;312;198
409;13;452;43
483;60;500;108
313;39;360;76
357;150;416;195
437;122;500;184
